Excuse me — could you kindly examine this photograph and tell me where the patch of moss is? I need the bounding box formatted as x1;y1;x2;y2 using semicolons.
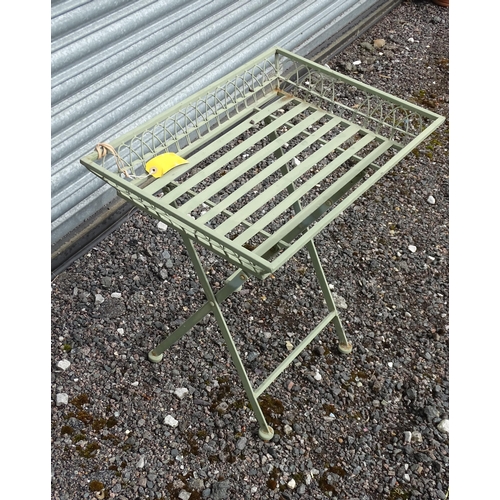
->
89;480;104;492
328;464;346;477
76;410;94;425
77;441;100;458
412;89;438;109
92;415;119;432
185;431;200;456
350;370;369;381
257;394;284;429
70;393;89;408
292;471;305;484
60;425;74;436
267;467;279;490
196;429;208;440
101;433;121;445
389;486;411;500
72;433;86;443
323;403;336;415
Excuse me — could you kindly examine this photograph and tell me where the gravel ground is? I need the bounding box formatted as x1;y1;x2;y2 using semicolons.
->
51;1;449;499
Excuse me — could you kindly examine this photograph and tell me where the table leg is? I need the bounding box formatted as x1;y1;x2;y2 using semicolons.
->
305;239;352;354
151;233;275;440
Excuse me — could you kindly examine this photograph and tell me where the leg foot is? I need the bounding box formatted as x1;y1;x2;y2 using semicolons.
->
258;425;274;441
338;342;353;355
148;350;164;363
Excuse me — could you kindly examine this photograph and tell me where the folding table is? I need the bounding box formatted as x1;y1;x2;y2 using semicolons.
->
81;47;444;440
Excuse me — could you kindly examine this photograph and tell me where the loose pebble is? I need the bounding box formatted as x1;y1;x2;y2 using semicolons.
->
57;359;71;371
236;437;247;450
174;388;189;400
56;393;68;406
164;415;179;427
437;419;449;434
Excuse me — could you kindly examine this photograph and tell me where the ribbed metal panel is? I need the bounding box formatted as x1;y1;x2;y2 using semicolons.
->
51;0;384;253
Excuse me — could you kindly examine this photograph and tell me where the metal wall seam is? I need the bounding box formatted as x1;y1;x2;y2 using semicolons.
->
51;0;379;248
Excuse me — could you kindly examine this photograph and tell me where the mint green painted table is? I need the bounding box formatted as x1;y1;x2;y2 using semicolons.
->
81;47;444;440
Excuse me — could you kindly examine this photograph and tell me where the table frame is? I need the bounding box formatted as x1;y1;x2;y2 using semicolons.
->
81;47;444;439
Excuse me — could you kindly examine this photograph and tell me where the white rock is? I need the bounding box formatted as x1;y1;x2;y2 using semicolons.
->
57;359;71;371
407;37;415;43
404;431;412;444
353;60;361;65
164;415;179;427
408;245;417;253
284;424;293;435
427;195;436;205
411;431;423;443
285;341;294;351
332;292;347;309
437;419;449;434
314;371;322;381
293;157;301;167
131;381;139;386
388;362;393;368
56;393;68;406
111;292;122;298
178;491;191;500
287;478;296;489
136;455;145;468
404;473;411;482
95;294;104;304
174;388;189;400
157;221;168;232
117;328;124;335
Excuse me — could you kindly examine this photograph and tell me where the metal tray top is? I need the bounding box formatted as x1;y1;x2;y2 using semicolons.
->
81;47;444;279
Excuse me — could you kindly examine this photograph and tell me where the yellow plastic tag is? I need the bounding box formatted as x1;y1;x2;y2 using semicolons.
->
145;152;189;178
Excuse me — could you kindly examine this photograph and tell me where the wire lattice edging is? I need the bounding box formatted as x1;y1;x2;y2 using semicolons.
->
277;54;433;147
95;55;279;179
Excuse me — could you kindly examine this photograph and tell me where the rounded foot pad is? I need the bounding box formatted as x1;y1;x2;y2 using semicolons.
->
258;425;274;441
148;350;164;363
338;342;353;355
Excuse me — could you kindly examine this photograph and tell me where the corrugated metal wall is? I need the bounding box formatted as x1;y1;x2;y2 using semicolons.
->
51;0;389;268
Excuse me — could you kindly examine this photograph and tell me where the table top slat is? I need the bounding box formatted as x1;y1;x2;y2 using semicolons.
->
157;97;309;203
194;114;344;226
219;124;369;238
